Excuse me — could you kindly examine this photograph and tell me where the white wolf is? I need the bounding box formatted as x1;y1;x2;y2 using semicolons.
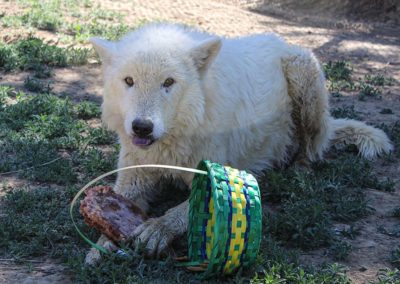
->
86;23;392;263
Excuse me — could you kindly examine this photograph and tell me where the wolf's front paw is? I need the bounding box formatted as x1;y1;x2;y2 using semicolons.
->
85;247;102;265
84;234;117;265
131;200;189;258
132;217;179;258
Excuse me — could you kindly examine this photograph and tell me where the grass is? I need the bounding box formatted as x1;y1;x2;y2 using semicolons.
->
378;225;400;238
88;8;124;22
24;76;53;93
0;37;91;75
323;61;355;92
331;105;360;119
340;225;361;240
329;241;352;261
66;21;132;42
0;85;12;108
358;82;381;101
253;244;351;283
0;184;354;283
365;74;394;87
323;62;393;102
356;74;394;101
2;0;86;27
375;269;400;284
0;0;136;43
0;78;398;282
1;84;384;283
1;0;80;32
0;185;92;258
263;153;394;251
323;61;352;82
21;4;63;31
0;86;116;184
380;108;394;115
390;247;400;269
393;208;400;219
73;100;101;119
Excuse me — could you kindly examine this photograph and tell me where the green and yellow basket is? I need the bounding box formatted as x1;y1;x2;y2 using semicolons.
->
179;160;262;279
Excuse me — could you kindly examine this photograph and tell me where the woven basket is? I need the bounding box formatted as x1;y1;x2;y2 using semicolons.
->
182;160;262;278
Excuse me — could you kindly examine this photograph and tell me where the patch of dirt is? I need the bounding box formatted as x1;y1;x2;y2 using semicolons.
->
344;189;400;282
300;189;400;283
0;0;399;283
52;66;103;102
0;65;103;102
249;0;400;26
0;259;72;284
0;176;32;197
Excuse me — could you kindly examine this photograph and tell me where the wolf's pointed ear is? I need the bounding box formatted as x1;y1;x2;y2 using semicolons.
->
90;38;116;64
190;37;221;72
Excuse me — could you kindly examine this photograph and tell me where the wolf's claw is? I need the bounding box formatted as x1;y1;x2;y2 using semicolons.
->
132;217;174;258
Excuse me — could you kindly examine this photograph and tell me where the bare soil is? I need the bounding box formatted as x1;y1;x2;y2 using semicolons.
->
0;0;399;283
0;259;72;284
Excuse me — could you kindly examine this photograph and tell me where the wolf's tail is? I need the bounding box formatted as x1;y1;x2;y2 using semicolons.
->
330;118;393;159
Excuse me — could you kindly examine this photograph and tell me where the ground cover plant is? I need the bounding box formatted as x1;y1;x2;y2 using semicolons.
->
0;83;397;283
0;37;92;79
0;0;139;43
0;85;345;282
0;0;399;283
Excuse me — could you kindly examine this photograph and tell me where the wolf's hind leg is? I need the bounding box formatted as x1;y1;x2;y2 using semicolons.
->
282;48;332;163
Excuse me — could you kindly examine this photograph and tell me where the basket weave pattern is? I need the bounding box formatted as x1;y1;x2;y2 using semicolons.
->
187;160;262;278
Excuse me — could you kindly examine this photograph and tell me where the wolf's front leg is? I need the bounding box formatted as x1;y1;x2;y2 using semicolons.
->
132;199;189;258
113;167;159;211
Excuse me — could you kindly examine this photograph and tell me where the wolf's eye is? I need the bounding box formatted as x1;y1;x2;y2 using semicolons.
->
124;77;134;87
162;77;175;88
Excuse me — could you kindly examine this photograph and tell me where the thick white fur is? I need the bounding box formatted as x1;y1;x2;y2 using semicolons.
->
85;23;393;263
330;118;393;159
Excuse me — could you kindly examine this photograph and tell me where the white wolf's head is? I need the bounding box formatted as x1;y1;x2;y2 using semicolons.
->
91;24;221;149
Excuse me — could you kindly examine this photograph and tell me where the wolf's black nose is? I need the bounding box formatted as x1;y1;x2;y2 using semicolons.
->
132;118;153;137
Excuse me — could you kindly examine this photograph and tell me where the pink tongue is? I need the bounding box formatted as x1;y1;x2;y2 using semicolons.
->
132;136;152;146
